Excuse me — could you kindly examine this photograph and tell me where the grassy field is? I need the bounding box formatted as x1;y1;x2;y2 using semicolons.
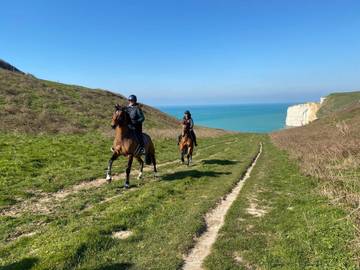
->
205;139;358;269
1;68;360;269
0;133;262;269
1;134;358;269
0;132;176;209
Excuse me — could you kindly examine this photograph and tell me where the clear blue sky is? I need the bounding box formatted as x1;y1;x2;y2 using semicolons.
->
1;0;360;105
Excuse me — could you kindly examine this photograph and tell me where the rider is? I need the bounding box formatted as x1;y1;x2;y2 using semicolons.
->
178;110;198;146
126;95;145;154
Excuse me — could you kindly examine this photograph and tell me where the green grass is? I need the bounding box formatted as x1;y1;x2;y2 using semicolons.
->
0;133;262;269
1;73;359;269
317;91;360;118
0;132;178;209
205;139;358;269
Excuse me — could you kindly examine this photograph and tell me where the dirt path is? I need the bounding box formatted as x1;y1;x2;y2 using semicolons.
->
182;143;263;270
0;159;175;217
0;142;222;217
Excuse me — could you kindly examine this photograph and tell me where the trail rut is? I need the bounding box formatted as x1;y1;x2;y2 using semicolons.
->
182;143;263;270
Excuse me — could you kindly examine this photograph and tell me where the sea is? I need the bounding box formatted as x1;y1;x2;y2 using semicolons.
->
158;103;292;133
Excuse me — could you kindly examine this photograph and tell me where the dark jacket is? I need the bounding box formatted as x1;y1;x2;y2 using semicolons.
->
182;117;194;130
127;104;145;127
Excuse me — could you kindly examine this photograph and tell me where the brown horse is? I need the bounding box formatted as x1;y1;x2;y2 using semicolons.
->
106;104;157;188
179;128;194;166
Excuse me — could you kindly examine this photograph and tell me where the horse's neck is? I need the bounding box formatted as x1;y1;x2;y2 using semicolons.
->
115;125;130;141
183;129;190;136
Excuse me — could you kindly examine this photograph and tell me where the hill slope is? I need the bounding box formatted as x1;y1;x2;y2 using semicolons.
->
0;59;24;74
0;69;179;135
317;91;360;118
271;92;360;248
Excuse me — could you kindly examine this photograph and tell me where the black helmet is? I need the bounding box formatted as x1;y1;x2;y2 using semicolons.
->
184;110;191;116
128;95;137;102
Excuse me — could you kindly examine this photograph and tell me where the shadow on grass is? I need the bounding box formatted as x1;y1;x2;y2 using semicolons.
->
95;263;133;270
0;258;38;270
162;170;231;181
202;159;238;165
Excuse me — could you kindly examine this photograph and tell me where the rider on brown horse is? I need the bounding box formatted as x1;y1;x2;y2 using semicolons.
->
178;110;197;146
126;95;145;154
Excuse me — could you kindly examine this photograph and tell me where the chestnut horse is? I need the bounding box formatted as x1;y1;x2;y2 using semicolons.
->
106;104;157;188
179;129;194;166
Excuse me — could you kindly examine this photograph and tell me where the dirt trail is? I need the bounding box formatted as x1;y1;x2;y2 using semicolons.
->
182;143;263;270
1;160;173;217
1;141;223;217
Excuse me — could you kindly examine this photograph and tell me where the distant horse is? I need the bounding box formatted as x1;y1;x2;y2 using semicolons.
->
179;128;194;166
106;104;157;188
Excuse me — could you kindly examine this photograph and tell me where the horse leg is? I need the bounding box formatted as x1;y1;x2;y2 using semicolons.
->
181;151;185;164
136;157;144;180
186;146;192;166
189;146;193;164
125;155;133;188
106;153;118;183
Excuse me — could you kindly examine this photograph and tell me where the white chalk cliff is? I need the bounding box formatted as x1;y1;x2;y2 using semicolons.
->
286;98;325;127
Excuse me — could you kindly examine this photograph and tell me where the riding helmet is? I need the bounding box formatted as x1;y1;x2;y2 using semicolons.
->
128;95;137;103
184;110;191;115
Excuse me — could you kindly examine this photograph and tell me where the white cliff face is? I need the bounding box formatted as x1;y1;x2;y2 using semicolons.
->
286;102;321;127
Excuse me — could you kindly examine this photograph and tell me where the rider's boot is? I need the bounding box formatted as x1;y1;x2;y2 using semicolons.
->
136;132;145;155
191;131;198;146
139;140;146;155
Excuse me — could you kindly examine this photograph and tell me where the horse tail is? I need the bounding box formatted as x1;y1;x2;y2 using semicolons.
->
144;134;155;165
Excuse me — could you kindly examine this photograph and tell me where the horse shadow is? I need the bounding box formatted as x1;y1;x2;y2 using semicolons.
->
0;258;38;270
161;170;231;181
201;159;238;165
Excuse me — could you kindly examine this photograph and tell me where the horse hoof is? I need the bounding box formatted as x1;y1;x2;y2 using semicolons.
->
154;172;159;178
124;183;130;189
137;172;143;180
106;176;112;183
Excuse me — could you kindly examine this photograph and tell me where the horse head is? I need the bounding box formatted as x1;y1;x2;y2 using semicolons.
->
111;104;130;129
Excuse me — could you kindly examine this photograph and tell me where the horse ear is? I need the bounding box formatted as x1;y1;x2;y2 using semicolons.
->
115;104;121;110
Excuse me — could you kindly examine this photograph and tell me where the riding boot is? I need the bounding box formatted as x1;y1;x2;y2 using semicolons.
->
191;130;198;146
135;124;145;154
138;133;145;154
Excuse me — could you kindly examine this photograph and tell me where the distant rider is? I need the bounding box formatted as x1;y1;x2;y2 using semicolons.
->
126;95;145;154
178;110;198;146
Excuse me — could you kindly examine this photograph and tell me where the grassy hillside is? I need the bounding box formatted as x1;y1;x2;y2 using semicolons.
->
0;68;225;208
0;134;262;269
1;67;359;268
271;93;360;265
317;91;360;118
0;69;180;135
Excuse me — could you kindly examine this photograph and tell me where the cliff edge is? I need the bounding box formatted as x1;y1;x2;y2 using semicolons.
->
285;99;323;127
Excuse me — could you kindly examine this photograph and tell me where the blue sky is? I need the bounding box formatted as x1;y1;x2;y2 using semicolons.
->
1;0;360;105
